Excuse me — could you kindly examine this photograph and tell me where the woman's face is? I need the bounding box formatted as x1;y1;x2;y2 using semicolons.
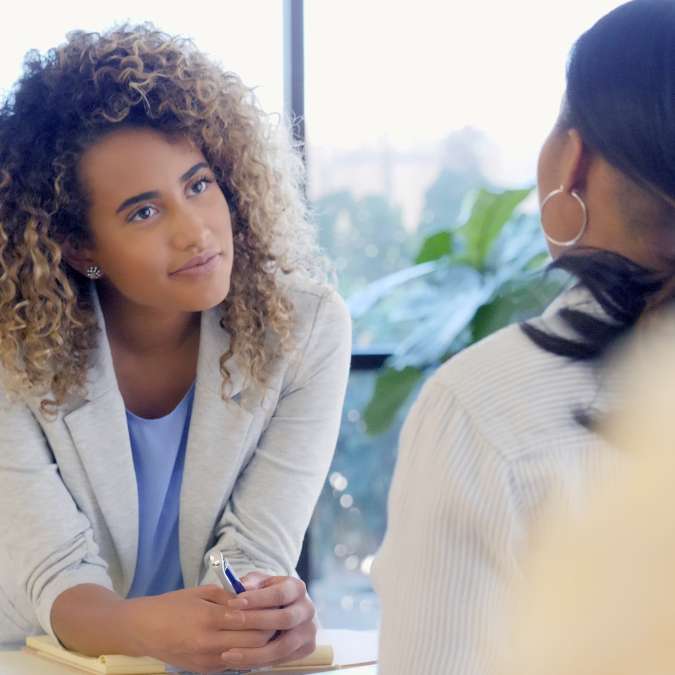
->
76;126;233;312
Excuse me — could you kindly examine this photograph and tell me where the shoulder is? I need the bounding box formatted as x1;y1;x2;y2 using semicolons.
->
0;371;30;412
414;318;599;461
0;374;47;445
434;320;577;396
279;273;351;345
439;287;601;408
394;320;609;538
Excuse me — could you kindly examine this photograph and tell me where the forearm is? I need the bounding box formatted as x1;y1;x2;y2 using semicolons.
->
50;584;144;657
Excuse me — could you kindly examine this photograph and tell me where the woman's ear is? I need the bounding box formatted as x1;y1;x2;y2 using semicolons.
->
560;128;590;192
61;236;97;276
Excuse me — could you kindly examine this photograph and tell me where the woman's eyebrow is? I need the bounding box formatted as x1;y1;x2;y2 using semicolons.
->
115;162;210;214
116;190;160;214
180;161;209;183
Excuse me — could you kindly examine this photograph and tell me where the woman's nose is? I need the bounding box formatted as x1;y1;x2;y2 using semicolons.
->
171;207;210;250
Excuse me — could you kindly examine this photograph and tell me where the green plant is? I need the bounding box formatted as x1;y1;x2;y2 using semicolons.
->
348;187;566;435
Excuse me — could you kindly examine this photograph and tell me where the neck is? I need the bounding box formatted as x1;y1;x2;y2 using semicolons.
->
96;283;200;355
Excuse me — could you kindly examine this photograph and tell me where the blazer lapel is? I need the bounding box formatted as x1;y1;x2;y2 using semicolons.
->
63;286;139;595
61;291;254;592
179;307;255;587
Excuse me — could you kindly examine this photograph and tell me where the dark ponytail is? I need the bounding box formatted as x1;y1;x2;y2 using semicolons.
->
522;251;662;360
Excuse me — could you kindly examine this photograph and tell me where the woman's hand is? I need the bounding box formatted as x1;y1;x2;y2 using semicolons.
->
129;585;276;673
218;573;318;670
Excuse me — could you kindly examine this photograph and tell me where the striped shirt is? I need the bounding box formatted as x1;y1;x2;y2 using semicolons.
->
371;287;616;675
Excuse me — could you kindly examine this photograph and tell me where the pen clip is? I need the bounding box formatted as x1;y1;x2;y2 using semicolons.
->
208;551;234;592
208;551;248;594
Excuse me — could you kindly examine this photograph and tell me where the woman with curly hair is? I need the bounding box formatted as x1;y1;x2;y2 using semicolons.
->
0;23;351;673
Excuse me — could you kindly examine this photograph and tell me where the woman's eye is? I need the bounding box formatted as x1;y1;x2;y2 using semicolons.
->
129;205;158;222
190;177;212;195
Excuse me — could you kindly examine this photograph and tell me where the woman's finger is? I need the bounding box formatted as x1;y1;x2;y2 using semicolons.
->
206;603;246;630
240;571;270;590
220;620;317;669
195;628;275;653
197;584;235;605
225;598;315;631
228;577;305;610
268;640;317;667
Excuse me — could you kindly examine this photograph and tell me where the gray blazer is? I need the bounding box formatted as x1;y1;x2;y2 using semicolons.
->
0;276;351;643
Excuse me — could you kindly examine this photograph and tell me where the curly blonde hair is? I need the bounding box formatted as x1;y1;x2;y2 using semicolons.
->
0;24;327;411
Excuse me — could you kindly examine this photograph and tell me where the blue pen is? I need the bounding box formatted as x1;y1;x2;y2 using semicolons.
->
209;551;246;594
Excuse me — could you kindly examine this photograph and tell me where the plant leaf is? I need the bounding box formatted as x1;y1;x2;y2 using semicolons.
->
415;230;453;264
347;260;441;319
363;366;424;435
458;187;533;269
389;267;498;369
471;274;566;343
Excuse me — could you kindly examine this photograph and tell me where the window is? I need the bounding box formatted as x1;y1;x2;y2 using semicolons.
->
305;0;624;628
0;2;283;115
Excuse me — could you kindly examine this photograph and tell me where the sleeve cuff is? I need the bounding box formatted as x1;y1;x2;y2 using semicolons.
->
36;567;114;642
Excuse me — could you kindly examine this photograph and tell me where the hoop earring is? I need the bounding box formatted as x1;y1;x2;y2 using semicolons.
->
86;265;103;280
540;185;588;248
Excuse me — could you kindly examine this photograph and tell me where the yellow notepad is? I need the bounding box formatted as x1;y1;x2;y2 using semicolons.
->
25;636;165;674
26;635;335;674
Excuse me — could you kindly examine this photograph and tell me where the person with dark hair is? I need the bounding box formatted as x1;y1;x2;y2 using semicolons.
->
0;24;351;673
372;1;675;673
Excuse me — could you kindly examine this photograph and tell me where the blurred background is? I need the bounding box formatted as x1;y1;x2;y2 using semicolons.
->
0;0;624;628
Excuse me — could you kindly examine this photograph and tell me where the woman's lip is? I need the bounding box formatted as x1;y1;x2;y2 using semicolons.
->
170;252;223;277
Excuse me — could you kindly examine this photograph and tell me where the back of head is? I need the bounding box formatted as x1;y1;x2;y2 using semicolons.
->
565;0;675;208
522;0;675;366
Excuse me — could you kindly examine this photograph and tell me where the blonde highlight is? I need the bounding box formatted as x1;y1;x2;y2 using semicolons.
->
0;24;327;410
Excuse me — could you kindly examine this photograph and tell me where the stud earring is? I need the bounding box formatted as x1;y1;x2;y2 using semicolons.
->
85;265;103;280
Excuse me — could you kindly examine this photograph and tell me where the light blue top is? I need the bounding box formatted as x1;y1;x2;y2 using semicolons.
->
125;383;196;598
